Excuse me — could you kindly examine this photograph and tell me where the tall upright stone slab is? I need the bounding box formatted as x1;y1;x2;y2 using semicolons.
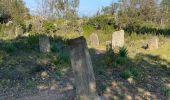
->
90;33;99;46
68;36;98;100
39;36;50;53
15;26;24;37
112;30;124;49
148;36;159;50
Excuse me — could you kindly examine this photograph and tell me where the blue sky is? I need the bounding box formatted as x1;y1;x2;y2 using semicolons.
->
24;0;117;16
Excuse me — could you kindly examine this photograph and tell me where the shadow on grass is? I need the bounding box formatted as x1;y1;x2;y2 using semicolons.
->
0;34;70;87
125;26;170;36
0;35;169;99
89;48;170;100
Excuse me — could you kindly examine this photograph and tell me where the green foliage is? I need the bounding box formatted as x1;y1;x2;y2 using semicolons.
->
3;43;17;53
163;87;170;96
121;70;132;79
118;47;128;57
115;57;127;65
27;34;39;46
43;21;55;33
85;15;115;30
120;68;139;79
82;24;95;37
105;49;115;66
53;52;70;66
0;0;29;24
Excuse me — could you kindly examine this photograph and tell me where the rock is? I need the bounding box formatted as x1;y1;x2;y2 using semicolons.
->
127;77;135;84
66;83;74;90
125;95;132;100
111;81;117;88
37;85;48;90
112;30;124;49
141;43;149;49
148;36;159;50
39;36;50;53
50;84;58;90
6;21;13;26
90;33;100;46
41;71;49;79
106;87;111;93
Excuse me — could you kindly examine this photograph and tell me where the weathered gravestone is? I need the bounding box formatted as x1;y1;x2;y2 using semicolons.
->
68;36;98;100
90;33;99;46
39;35;50;53
148;36;159;50
112;30;124;49
15;26;24;37
142;36;159;50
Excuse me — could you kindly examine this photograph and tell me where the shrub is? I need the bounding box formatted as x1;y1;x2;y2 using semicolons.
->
53;51;70;66
120;70;132;79
120;68;139;79
51;41;65;52
43;21;55;33
163;87;170;96
3;43;17;53
27;34;39;48
118;47;128;57
115;57;127;65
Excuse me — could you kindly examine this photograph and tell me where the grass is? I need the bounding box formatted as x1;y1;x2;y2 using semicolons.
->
0;32;169;99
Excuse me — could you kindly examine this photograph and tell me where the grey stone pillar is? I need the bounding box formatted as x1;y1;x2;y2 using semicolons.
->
39;35;50;53
68;36;98;100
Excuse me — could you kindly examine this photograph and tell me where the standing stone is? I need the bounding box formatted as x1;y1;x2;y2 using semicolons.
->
25;21;32;32
90;33;99;46
148;36;159;50
68;36;98;100
39;36;50;53
15;26;24;37
112;30;124;49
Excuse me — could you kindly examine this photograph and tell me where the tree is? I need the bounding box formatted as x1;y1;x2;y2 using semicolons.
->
38;0;79;19
160;0;170;26
0;0;29;24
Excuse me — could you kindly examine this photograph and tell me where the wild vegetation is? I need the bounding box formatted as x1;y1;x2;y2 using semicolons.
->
0;0;170;99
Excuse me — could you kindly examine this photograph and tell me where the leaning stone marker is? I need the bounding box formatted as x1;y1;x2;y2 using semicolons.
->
68;36;98;100
39;36;50;53
90;33;99;46
112;30;124;49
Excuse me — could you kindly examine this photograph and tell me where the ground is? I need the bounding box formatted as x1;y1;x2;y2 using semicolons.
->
0;35;170;100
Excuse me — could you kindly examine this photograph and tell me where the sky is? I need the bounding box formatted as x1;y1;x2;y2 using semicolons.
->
24;0;118;16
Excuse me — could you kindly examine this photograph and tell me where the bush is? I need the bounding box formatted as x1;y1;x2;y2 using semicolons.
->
43;20;55;33
3;43;17;53
118;47;128;57
53;51;70;66
163;87;170;96
120;68;139;79
120;70;132;79
115;57;127;65
51;41;65;52
27;34;39;48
